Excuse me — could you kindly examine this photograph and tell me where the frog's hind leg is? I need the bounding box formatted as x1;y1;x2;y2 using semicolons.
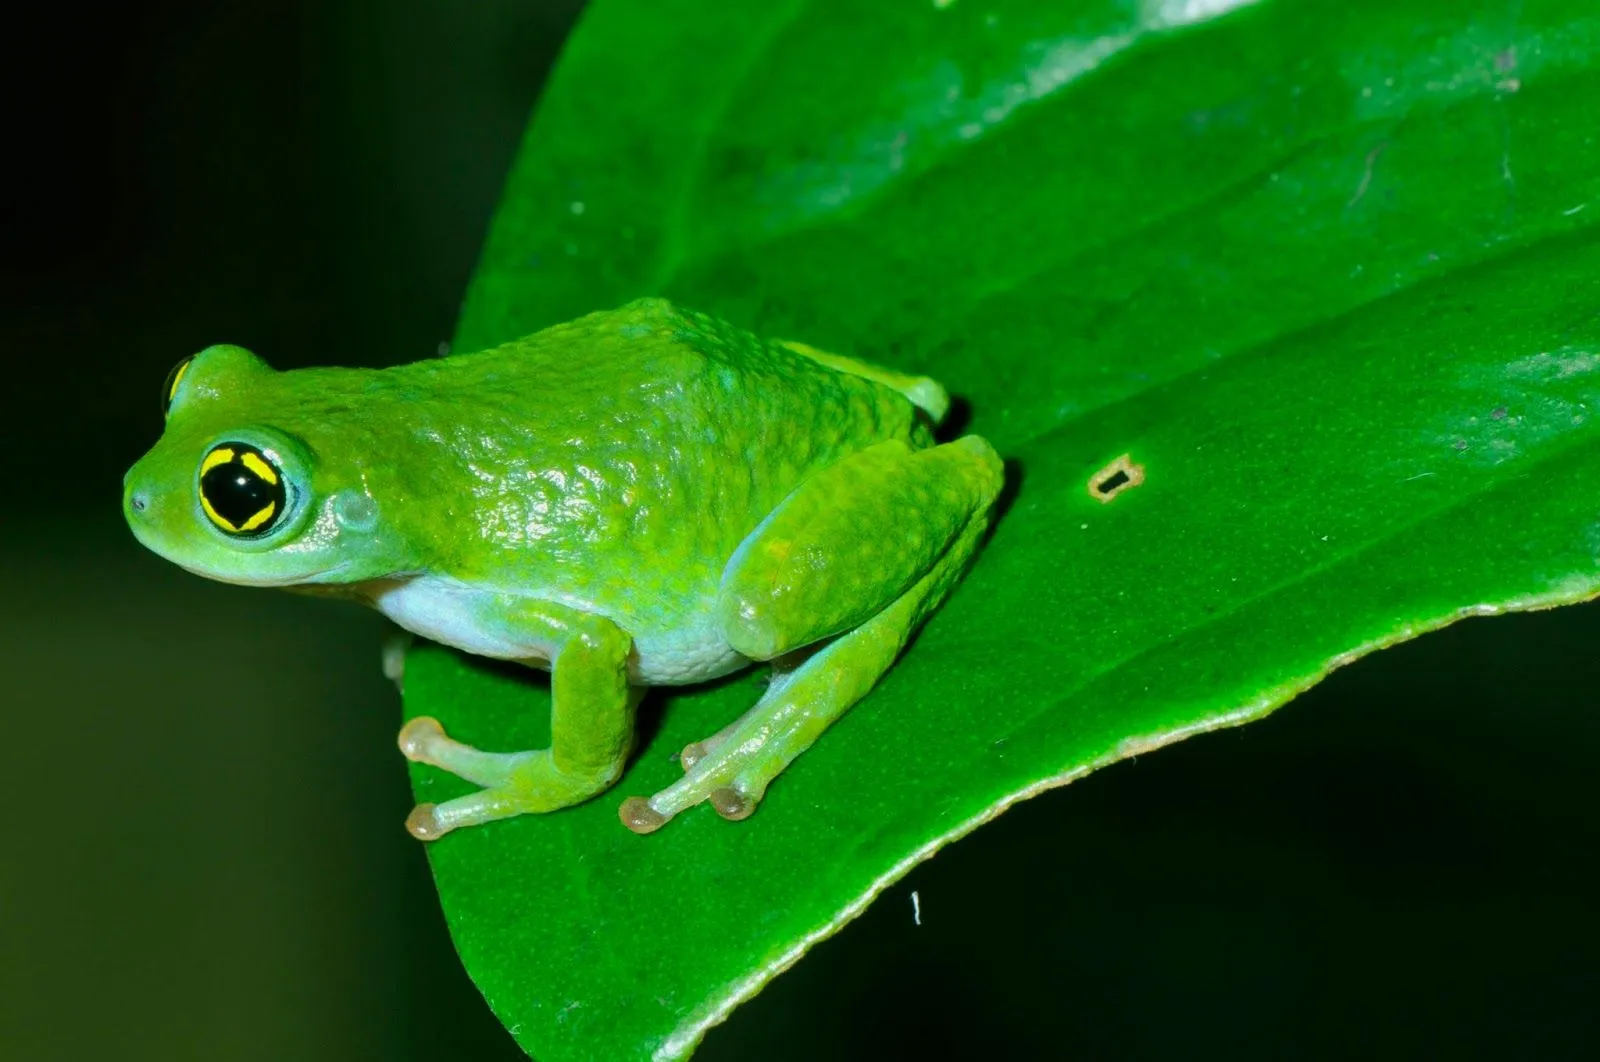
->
618;435;1002;833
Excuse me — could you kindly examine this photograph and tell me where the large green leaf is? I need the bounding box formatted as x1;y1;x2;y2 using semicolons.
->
405;0;1600;1058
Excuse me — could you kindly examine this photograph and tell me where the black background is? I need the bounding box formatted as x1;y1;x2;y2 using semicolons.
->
3;3;1597;1059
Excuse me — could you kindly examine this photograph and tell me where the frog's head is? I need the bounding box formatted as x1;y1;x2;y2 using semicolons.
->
123;345;404;588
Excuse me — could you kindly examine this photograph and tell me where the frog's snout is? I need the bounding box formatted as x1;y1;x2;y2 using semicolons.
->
122;468;159;534
122;467;173;558
122;470;149;517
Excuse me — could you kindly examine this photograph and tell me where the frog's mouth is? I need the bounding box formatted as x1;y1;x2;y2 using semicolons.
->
175;560;354;588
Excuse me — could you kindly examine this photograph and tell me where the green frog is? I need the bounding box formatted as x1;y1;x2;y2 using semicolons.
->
123;299;1002;838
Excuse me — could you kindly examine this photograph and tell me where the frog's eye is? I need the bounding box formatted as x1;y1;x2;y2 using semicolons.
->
162;356;194;415
198;443;288;537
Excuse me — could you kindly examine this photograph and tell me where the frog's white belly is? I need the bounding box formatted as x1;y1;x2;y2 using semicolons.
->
370;577;541;661
369;575;748;685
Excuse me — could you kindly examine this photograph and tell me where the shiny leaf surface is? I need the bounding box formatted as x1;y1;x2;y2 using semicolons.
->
407;1;1600;1058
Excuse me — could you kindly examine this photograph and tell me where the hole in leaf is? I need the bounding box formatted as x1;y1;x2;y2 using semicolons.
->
1089;454;1145;503
1097;469;1131;492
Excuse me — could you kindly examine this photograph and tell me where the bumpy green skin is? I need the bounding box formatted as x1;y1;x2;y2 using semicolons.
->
123;298;1003;836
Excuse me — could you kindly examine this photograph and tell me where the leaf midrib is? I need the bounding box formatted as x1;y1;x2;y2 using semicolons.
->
643;24;1594;450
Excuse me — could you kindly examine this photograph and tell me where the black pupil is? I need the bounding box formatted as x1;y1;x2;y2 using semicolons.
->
201;447;285;535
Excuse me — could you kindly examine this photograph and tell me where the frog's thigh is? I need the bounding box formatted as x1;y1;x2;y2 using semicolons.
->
717;436;1001;661
622;436;1002;832
401;603;640;840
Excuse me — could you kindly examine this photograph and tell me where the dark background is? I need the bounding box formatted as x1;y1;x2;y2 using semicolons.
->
3;3;1596;1060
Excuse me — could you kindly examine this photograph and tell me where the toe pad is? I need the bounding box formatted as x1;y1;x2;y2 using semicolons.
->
406;802;447;841
398;716;446;759
710;787;754;821
619;797;667;834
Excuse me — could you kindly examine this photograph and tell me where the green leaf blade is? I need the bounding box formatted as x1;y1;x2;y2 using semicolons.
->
408;1;1600;1058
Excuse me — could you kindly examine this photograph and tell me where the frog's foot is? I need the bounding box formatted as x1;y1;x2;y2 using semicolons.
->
398;716;615;841
677;717;743;772
619;639;871;832
630;693;793;831
677;665;808;771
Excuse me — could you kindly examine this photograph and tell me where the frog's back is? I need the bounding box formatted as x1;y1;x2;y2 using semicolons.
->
427;298;930;430
375;299;936;634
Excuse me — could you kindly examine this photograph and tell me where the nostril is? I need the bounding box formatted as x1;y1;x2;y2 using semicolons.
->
129;492;149;513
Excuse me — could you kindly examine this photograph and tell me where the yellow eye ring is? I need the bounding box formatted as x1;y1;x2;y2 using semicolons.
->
198;443;287;537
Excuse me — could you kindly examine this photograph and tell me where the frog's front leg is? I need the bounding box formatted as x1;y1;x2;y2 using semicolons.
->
620;435;1004;833
398;601;640;840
